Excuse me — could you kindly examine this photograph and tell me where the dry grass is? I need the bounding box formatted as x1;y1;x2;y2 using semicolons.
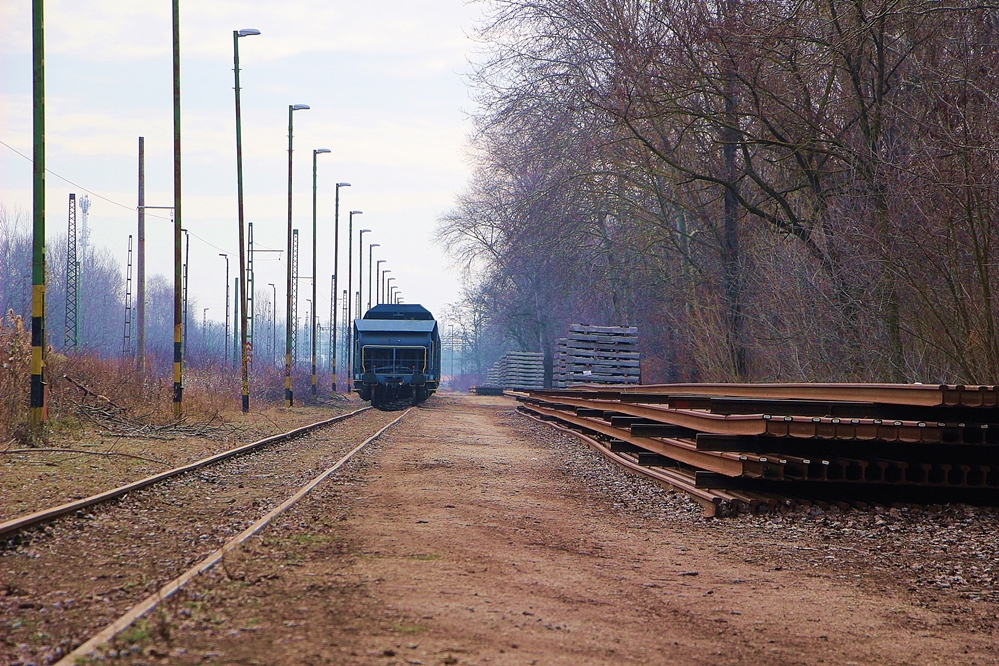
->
0;316;342;444
0;309;30;442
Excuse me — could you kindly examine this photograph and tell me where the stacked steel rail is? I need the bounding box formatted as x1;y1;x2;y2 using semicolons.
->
554;325;640;388
516;383;999;516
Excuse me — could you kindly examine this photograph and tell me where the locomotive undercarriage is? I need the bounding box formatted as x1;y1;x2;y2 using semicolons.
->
359;380;431;410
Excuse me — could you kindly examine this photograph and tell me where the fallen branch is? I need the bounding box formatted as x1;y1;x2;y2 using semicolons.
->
0;448;169;465
63;374;125;411
104;433;176;441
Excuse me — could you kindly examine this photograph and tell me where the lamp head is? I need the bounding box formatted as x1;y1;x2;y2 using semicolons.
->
237;28;261;37
350;210;363;215
337;182;351;187
315;148;331;154
360;228;371;234
218;252;227;257
291;104;310;111
370;243;380;248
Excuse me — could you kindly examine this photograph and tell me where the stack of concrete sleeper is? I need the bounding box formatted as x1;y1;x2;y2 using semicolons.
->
556;324;640;386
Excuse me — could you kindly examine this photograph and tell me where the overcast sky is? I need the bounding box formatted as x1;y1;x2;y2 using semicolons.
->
0;0;482;330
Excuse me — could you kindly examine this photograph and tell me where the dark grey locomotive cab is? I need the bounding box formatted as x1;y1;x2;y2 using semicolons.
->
352;304;442;409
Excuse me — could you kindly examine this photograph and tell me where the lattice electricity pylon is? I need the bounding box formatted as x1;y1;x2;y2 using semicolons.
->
182;230;189;358
247;221;255;367
291;229;300;367
122;234;134;357
341;288;348;388
79;195;91;331
65;193;78;349
317;322;324;368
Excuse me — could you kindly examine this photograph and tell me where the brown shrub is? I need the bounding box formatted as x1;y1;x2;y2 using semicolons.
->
0;309;30;440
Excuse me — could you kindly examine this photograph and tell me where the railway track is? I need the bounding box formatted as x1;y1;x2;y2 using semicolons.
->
515;383;999;516
0;406;371;542
0;406;409;665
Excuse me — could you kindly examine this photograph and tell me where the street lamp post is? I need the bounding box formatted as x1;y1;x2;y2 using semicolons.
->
233;26;260;413
331;182;350;393
375;260;386;306
218;253;229;367
268;283;276;367
382;270;391;306
311;148;330;399
358;229;371;316
449;323;454;387
387;277;396;306
367;243;380;311
346;210;362;380
284;103;310;407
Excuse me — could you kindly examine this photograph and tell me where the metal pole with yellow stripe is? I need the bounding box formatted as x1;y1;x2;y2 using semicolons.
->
172;0;183;417
29;0;46;432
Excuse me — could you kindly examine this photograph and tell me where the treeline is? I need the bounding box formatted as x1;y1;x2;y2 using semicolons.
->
0;205;328;375
1;207;124;354
438;0;999;384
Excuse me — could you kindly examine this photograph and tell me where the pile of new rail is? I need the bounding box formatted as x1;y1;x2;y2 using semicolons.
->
516;383;999;515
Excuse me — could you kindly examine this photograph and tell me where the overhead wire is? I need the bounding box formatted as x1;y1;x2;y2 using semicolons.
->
1;138;172;222
0;137;275;262
4;137;320;320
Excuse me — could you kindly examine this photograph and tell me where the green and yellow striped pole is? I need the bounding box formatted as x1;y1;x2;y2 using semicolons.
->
172;0;183;417
29;0;46;431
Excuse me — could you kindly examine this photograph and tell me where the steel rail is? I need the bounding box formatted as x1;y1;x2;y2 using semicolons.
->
693;472;999;505
520;408;780;515
533;383;999;408
519;402;746;476
521;395;768;435
517;409;726;516
56;408;411;665
523;393;997;445
0;406;371;539
695;434;999;465
534;399;998;488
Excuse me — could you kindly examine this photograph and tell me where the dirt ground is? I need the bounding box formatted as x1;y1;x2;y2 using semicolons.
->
1;398;360;522
94;393;997;666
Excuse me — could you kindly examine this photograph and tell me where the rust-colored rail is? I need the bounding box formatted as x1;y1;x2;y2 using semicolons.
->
56;409;411;665
515;384;999;511
519;409;728;516
0;406;371;540
533;382;999;408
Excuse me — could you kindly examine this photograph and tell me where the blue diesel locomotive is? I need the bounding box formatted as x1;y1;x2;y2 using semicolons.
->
352;303;441;409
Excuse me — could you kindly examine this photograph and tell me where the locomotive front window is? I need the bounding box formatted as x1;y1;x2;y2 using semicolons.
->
361;346;427;374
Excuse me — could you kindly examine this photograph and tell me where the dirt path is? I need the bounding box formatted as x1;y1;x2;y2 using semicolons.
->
101;394;996;665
